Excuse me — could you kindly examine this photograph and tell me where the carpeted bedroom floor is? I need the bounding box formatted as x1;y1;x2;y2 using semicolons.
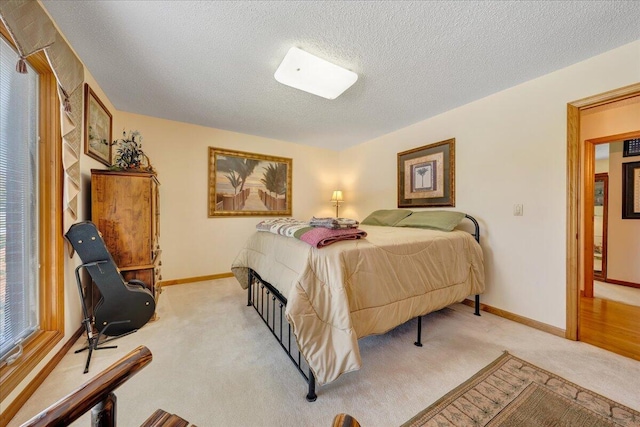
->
7;278;640;427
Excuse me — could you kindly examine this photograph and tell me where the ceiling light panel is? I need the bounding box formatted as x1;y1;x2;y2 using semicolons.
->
274;47;358;100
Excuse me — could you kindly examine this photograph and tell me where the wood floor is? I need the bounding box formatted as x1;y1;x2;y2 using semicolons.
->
580;296;640;361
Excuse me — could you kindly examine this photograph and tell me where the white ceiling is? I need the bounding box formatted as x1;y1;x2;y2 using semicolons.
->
41;1;640;151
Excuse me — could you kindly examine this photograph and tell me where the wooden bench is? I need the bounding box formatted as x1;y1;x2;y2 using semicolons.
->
21;346;194;427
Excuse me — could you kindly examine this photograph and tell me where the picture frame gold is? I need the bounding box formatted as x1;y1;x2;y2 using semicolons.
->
84;83;112;166
622;161;640;219
208;147;292;217
397;138;455;208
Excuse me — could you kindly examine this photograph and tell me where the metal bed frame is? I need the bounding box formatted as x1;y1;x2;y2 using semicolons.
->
246;214;482;401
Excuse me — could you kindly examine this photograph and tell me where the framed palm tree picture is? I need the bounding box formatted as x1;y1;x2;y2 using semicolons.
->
208;147;292;217
397;138;455;208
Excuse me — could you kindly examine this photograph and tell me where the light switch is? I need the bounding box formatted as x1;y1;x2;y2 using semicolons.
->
514;204;523;216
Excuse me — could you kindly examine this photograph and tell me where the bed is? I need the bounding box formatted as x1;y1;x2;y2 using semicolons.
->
231;210;485;401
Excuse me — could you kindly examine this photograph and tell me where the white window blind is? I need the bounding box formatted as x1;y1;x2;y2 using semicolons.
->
0;35;39;362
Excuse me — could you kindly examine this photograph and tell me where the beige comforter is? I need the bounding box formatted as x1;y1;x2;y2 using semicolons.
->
231;224;485;385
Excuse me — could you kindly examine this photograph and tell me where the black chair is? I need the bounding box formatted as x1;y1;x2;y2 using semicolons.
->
65;221;156;373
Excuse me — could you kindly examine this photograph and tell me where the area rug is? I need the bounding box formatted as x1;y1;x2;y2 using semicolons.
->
402;352;640;427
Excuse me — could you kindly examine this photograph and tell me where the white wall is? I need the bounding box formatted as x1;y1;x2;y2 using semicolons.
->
340;40;640;329
112;112;340;280
595;159;609;173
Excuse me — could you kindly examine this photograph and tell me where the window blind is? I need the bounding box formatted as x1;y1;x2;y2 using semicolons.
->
0;35;39;361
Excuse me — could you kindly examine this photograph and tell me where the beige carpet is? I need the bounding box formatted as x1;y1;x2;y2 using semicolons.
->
402;352;640;427
7;278;640;427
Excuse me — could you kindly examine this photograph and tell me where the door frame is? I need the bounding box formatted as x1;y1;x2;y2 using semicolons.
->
566;82;640;340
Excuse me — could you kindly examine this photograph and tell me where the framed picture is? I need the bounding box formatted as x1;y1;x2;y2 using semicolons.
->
84;83;112;166
623;138;640;158
397;138;455;207
594;174;607;207
622;161;640;219
208;147;292;217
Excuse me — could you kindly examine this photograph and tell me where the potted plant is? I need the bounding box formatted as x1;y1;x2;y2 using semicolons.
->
111;130;154;172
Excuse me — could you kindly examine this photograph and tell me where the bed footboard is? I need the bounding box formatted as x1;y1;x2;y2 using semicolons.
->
246;269;317;402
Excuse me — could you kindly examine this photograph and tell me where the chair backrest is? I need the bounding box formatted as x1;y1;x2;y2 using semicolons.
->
65;221;156;336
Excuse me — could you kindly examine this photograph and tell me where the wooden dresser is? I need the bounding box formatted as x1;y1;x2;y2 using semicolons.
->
91;169;161;305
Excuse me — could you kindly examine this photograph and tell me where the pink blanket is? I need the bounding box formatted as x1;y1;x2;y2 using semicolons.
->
298;227;367;248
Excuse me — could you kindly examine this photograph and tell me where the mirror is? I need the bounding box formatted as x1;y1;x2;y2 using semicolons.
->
593;173;608;280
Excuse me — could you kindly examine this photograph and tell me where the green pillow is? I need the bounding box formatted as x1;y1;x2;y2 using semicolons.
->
394;210;466;231
361;209;413;226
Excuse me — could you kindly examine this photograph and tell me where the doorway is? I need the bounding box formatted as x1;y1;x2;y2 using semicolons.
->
566;85;640;361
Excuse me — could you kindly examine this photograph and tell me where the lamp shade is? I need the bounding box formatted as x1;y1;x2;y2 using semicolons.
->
330;190;344;203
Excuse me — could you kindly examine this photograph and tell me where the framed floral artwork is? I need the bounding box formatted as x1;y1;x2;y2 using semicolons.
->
84;83;112;166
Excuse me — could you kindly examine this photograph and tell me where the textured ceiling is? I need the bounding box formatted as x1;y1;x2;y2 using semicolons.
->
41;1;640;151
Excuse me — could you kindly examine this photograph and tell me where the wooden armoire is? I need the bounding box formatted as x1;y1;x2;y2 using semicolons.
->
91;169;162;306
